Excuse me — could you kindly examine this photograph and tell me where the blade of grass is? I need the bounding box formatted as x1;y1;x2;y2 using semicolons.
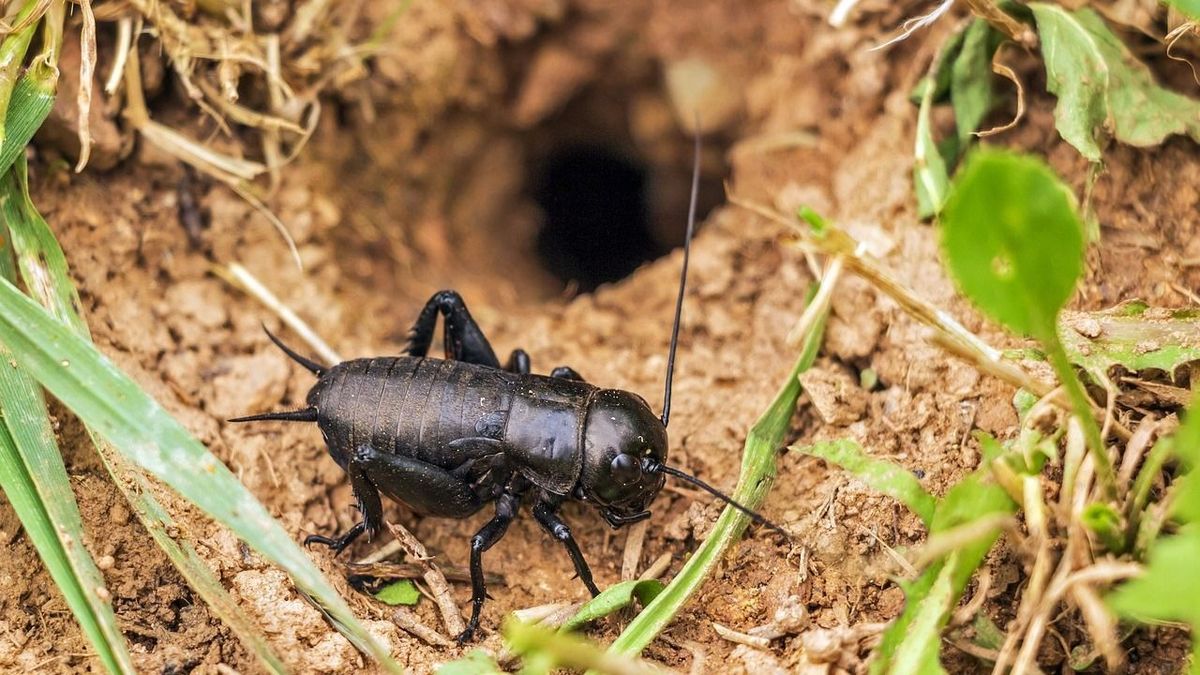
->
0;278;400;672
0;158;288;673
0;0;53;155
605;287;829;658
794;438;936;525
0;224;135;674
561;580;665;633
508;619;667;675
0;68;56;180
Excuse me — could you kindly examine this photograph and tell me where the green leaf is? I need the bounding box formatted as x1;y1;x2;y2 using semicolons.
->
560;580;664;633
972;613;1005;651
1030;4;1200;162
940;149;1083;340
1082;502;1125;553
890;561;954;675
374;580;421;606
436;650;504;675
0;74;55;179
1060;306;1200;380
605;282;829;659
794;439;936;526
914;78;950;219
0;159;288;674
0;278;400;673
1110;530;1200;628
950;19;1002;146
1164;0;1200;21
0;4;55;158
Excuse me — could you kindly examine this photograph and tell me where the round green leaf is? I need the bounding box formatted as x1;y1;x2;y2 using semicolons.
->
940;149;1084;338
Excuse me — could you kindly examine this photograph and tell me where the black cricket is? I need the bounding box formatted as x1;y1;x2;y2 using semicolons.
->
231;134;782;643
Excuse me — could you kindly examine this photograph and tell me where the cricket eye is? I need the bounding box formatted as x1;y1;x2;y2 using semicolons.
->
610;453;642;486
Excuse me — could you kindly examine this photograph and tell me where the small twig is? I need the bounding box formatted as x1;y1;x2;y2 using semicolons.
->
1069;583;1122;672
356;539;405;565
622;520;648;581
385;521;466;638
712;623;771;649
638;552;673;582
212;262;341;364
391;606;452;646
858;524;917;577
512;601;581;626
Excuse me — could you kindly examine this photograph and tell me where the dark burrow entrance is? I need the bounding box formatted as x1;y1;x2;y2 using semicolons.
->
533;145;661;292
522;81;728;293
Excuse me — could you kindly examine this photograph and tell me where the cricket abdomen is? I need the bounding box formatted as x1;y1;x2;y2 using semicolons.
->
308;356;519;469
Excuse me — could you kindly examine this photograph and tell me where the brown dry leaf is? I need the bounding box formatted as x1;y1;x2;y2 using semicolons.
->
977;45;1026;138
75;0;97;172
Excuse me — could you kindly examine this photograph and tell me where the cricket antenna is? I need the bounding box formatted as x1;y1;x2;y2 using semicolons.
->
263;325;326;376
652;462;789;537
661;123;702;428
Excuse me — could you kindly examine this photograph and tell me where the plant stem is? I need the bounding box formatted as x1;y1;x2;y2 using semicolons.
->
1044;333;1116;500
961;0;1038;47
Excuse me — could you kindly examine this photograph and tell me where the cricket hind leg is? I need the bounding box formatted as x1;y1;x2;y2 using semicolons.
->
304;444;485;554
403;290;501;367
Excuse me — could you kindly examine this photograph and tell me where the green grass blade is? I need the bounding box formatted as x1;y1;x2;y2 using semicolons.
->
0;247;135;673
508;619;661;675
793;439;936;525
605;292;829;658
561;579;664;633
0;278;400;672
888;561;954;675
0;160;288;673
0;1;55;158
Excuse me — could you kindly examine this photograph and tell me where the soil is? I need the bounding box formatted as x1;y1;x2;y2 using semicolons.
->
1;1;1198;674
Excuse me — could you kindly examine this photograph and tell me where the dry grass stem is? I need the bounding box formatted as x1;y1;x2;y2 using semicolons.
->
622;519;649;581
74;0;96;172
103;16;132;94
391;607;453;647
712;622;771;649
212;262;340;364
787;253;845;346
385;521;466;638
1118;415;1159;492
977;53;1025;137
638;552;673;582
870;0;956;51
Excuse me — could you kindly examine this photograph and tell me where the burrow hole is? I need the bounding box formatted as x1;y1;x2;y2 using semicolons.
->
521;70;729;292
